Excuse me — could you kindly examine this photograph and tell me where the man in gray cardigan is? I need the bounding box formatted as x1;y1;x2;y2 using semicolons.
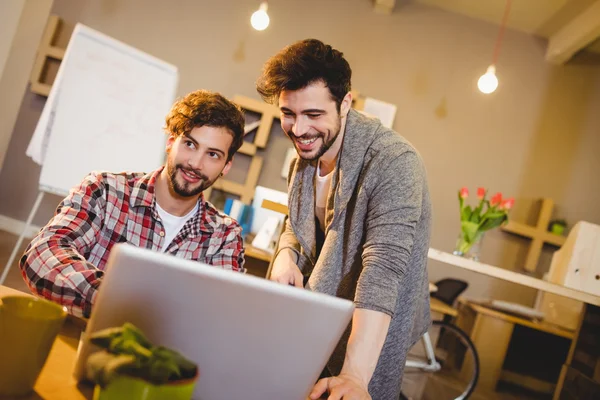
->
256;39;432;400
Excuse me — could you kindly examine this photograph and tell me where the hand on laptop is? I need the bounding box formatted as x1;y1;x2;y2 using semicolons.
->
270;248;304;288
309;374;371;400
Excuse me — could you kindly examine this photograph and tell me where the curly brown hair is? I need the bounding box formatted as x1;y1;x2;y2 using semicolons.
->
165;90;245;161
256;39;352;111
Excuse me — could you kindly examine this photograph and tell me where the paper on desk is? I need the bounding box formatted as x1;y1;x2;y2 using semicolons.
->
363;97;397;129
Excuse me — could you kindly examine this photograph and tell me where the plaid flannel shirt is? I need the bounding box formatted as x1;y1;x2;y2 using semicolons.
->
20;168;245;318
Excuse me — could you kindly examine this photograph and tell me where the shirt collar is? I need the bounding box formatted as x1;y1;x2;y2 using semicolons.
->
129;167;162;208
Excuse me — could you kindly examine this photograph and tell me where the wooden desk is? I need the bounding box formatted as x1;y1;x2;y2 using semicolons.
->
0;288;456;400
244;243;272;263
0;286;323;400
455;299;574;394
0;285;93;399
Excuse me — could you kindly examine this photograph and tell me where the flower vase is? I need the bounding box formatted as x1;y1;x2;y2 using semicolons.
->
453;231;485;261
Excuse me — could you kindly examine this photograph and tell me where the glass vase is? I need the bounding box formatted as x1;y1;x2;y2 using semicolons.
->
453;231;485;261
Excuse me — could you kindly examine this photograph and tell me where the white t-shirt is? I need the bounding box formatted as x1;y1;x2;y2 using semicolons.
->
155;201;199;252
315;163;333;231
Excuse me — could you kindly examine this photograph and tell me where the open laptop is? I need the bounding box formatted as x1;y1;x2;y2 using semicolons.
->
73;244;354;400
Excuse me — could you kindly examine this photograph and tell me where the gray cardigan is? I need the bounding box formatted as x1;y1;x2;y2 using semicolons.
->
277;109;432;399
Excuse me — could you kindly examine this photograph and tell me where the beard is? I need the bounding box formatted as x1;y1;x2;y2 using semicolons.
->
288;117;341;161
166;158;216;197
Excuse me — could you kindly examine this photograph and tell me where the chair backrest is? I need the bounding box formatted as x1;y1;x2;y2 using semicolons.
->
431;278;469;306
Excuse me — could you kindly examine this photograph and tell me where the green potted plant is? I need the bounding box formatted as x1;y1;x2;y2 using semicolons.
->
549;219;567;236
86;322;198;400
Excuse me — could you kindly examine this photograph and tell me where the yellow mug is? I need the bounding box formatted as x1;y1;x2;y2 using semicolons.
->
0;295;67;398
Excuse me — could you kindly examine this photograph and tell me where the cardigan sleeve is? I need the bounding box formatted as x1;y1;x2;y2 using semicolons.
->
354;150;425;316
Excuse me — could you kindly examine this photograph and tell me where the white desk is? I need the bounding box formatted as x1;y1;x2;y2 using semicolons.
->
260;200;600;306
428;248;600;306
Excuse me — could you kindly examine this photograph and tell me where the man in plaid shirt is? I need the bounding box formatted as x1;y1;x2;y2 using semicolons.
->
20;90;246;318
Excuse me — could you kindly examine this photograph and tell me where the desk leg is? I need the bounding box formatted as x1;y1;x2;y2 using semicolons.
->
466;313;514;393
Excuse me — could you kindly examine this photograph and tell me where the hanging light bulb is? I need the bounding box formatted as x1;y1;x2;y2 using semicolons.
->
478;65;499;94
477;0;511;94
251;2;270;31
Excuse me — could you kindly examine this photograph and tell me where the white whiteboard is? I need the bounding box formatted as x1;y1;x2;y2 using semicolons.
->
27;24;178;196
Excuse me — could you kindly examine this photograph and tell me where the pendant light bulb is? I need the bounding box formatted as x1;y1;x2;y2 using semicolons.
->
251;2;270;31
478;65;498;94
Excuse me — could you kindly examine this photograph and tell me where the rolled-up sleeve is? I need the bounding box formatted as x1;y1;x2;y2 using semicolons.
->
209;225;246;273
19;173;107;318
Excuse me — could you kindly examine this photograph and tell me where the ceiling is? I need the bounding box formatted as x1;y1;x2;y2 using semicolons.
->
403;0;600;57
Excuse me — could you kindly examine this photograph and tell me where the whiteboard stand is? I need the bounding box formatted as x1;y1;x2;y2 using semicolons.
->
0;191;45;285
3;23;178;285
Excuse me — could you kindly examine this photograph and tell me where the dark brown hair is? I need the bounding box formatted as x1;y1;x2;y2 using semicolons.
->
256;39;352;111
165;90;244;161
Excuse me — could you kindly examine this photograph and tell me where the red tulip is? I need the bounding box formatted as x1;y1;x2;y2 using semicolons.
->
501;198;515;210
490;192;502;207
460;187;469;199
477;187;486;200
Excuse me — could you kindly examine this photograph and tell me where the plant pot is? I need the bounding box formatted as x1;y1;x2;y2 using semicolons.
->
550;224;565;236
93;374;197;400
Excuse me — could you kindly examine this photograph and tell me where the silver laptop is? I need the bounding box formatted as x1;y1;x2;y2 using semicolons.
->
74;243;354;400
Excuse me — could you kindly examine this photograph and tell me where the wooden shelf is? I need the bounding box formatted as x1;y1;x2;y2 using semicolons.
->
503;221;566;247
260;199;289;215
500;198;565;272
428;248;600;306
